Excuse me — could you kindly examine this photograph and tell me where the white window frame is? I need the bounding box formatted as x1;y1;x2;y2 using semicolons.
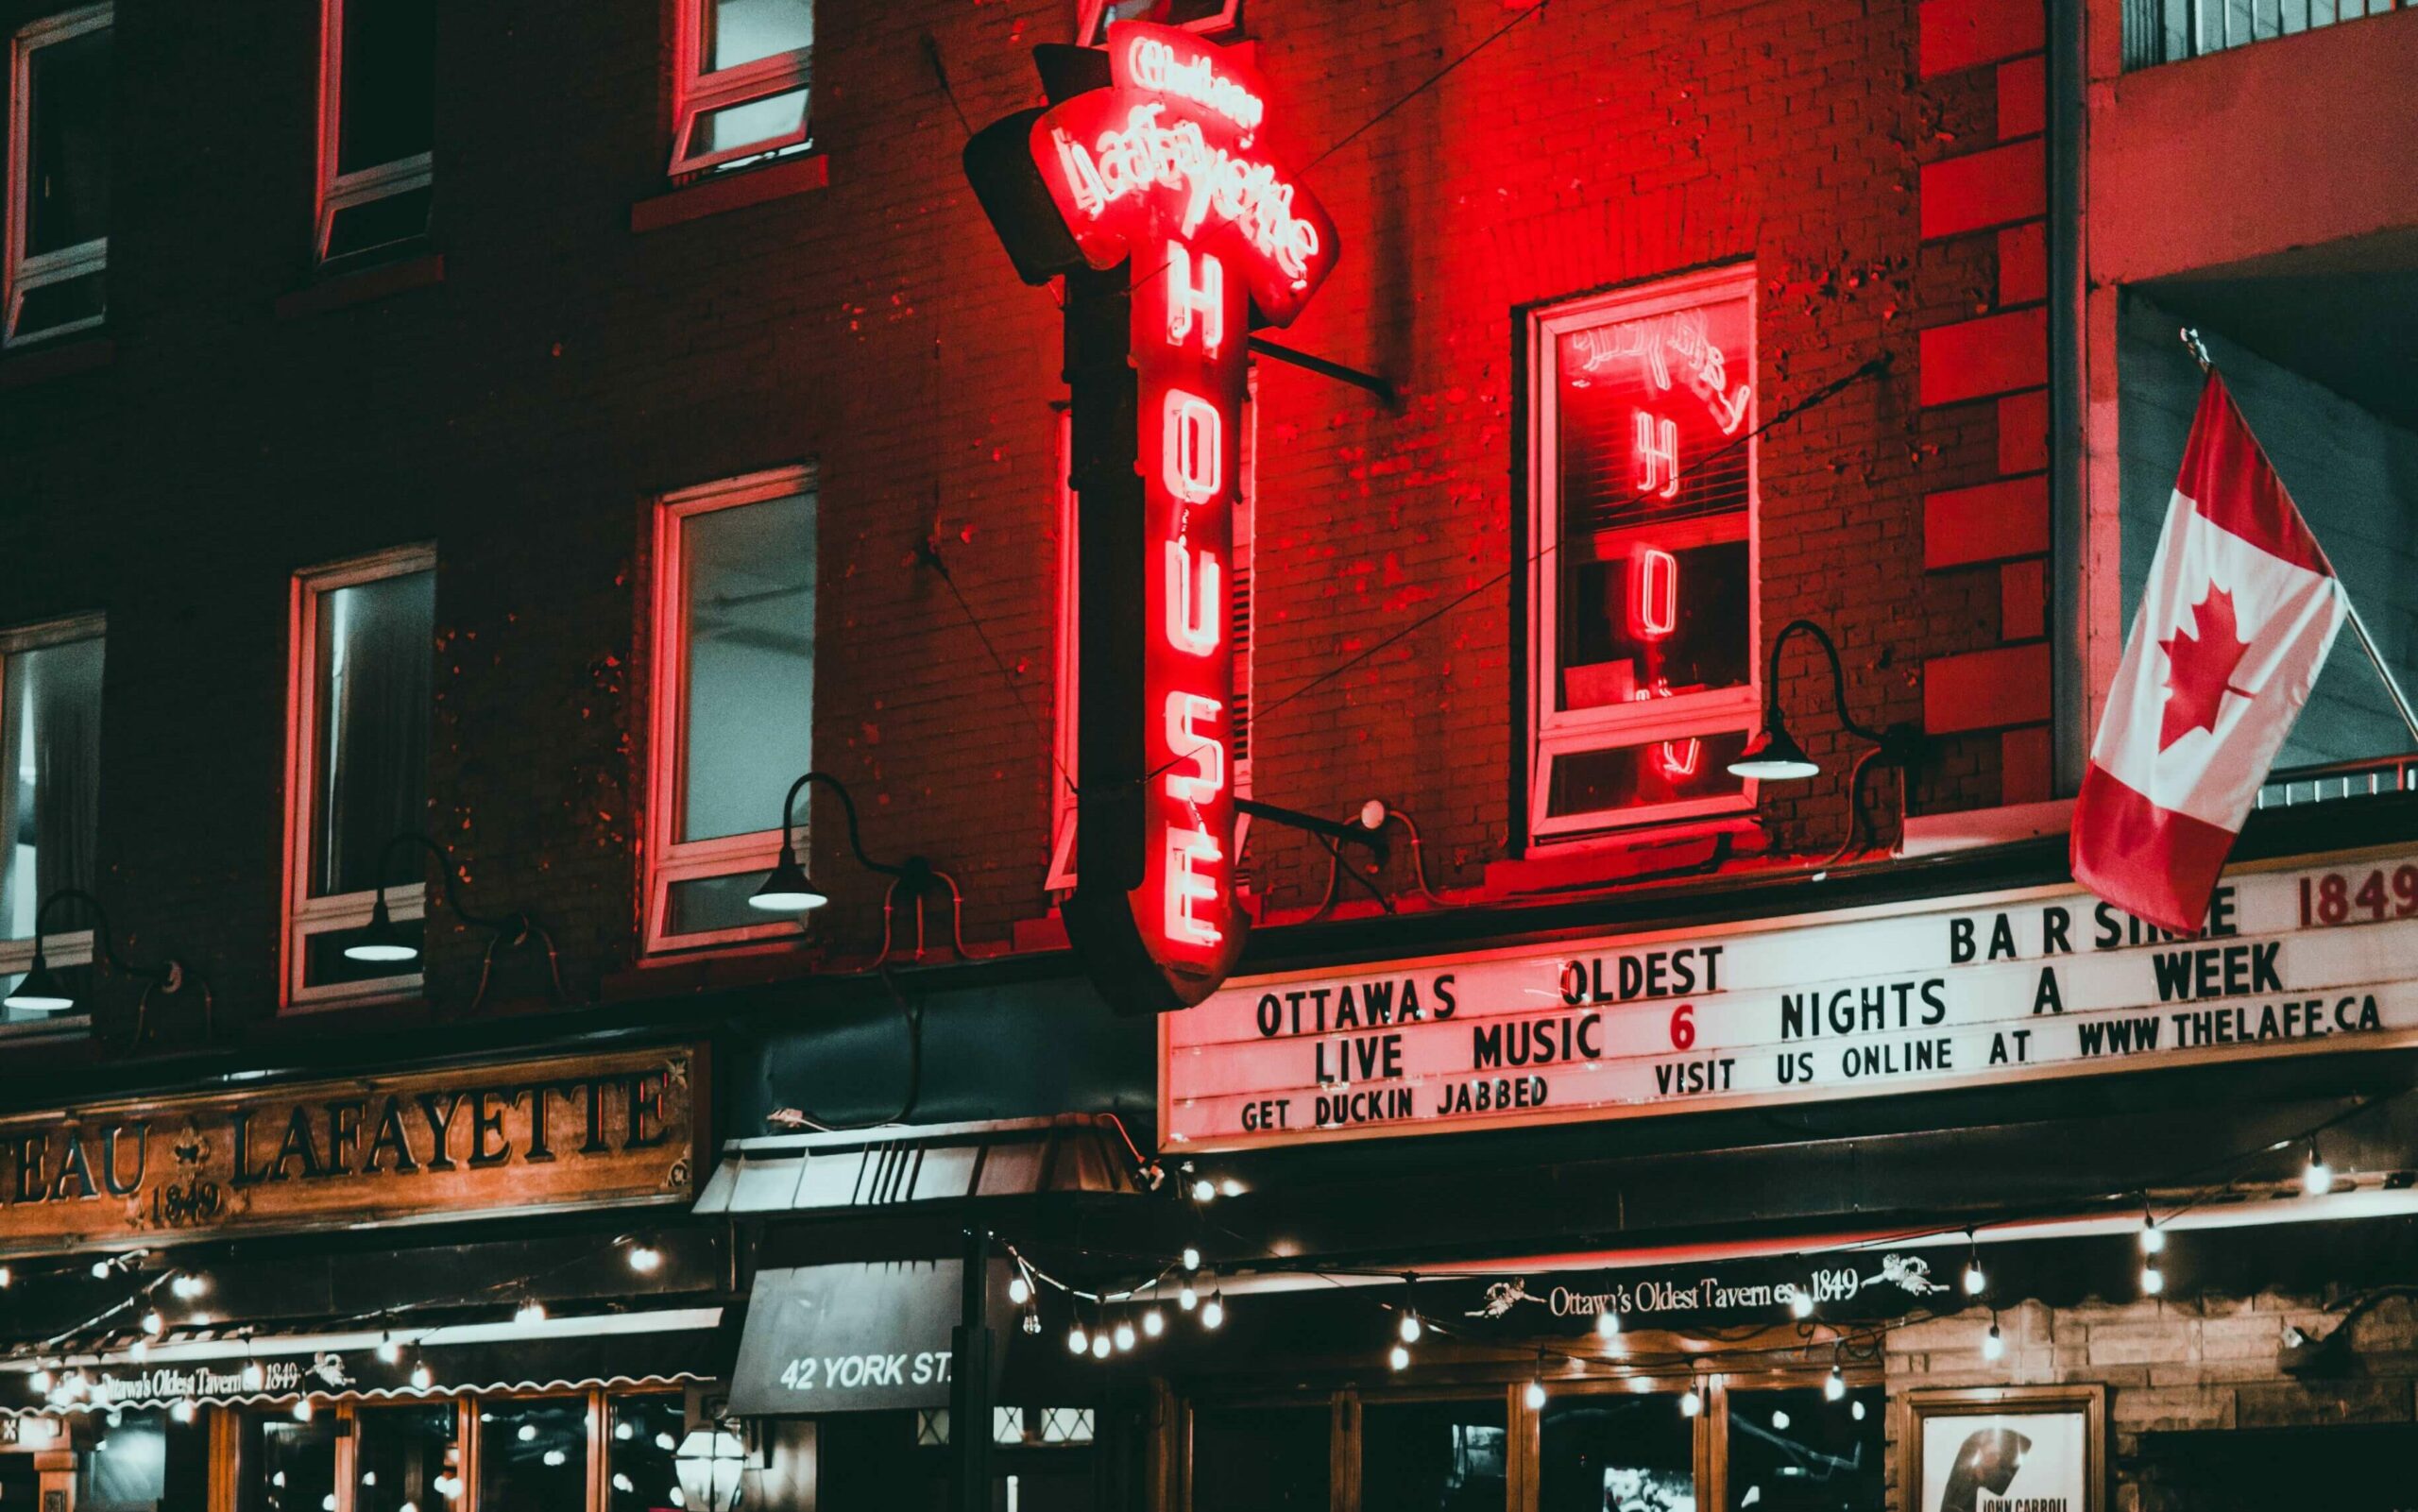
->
1525;263;1762;843
1075;0;1242;45
315;0;433;263
4;4;111;349
0;612;102;1037
644;465;818;956
281;545;434;1011
669;0;814;178
1047;374;1256;893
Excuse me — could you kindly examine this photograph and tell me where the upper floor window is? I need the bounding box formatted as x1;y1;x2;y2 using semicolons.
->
0;615;102;1029
1526;264;1761;842
1075;0;1242;45
283;547;434;1006
2123;0;2406;70
671;0;814;178
316;0;434;264
646;467;818;952
5;4;111;348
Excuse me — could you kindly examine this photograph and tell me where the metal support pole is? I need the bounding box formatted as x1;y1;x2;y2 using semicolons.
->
2341;598;2418;750
951;1228;994;1512
1246;336;1398;406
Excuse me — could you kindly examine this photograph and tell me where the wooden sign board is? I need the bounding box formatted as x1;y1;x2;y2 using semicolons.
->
0;1044;701;1257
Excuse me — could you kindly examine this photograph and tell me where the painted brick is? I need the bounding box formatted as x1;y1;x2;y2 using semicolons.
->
2001;557;2047;638
1922;141;2048;240
2001;724;2051;803
2235;1381;2415;1427
2112;1386;2236;1432
1999;388;2052;473
1921;307;2051;405
2000;221;2049;304
1920;0;2046;76
1925;643;2052;732
1924;475;2049;569
1997;53;2047;138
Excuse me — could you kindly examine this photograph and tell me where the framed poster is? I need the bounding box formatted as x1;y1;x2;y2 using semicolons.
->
1902;1385;2103;1512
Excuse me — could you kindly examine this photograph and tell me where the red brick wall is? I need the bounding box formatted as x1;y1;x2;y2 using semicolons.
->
0;0;2049;1050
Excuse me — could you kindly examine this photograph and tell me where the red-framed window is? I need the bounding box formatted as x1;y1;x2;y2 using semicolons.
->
1525;264;1761;842
315;0;434;265
0;613;103;1033
669;0;815;178
1074;0;1242;45
4;4;111;348
643;466;819;954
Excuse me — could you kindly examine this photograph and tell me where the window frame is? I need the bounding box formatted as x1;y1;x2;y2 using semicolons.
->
668;0;814;179
1524;263;1762;844
1074;0;1243;45
4;3;111;349
314;0;434;265
643;464;819;957
0;611;103;1038
280;544;436;1011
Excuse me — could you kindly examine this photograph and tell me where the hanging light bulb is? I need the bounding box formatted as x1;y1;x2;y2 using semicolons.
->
1090;1331;1112;1361
1983;1317;2005;1362
293;1399;315;1422
1680;1387;1703;1418
1218;1178;1245;1198
1067;1321;1090;1355
129;1337;149;1362
1201;1291;1226;1331
1181;1247;1201;1271
142;1310;164;1336
1850;1400;1866;1422
1179;1278;1200;1311
1824;1365;1846;1402
92;1259;113;1279
2141;1256;2165;1295
2139;1214;2166;1254
1594;1310;1622;1339
1113;1317;1137;1352
626;1245;663;1275
29;1368;51;1395
1023;1307;1043;1336
170;1400;196;1425
2302;1143;2334;1197
1388;1343;1411;1371
0;1265;11;1287
1789;1289;1815;1320
376;1333;401;1365
514;1300;548;1327
1522;1375;1546;1410
1191;1178;1216;1202
242;1359;264;1392
1008;1274;1031;1306
171;1273;207;1300
1398;1312;1422;1344
410;1362;434;1392
1963;1237;1986;1296
1141;1306;1166;1339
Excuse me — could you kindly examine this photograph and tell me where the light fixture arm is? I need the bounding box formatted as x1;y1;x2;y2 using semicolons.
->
26;889;166;983
1760;619;1887;747
775;771;911;881
367;832;529;940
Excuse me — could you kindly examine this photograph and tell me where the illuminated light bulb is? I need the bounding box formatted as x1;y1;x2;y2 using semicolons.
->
518;1424;539;1443
1824;1367;1846;1402
129;1338;149;1362
1178;1281;1199;1312
400;1504;419;1512
515;1300;548;1327
1388;1343;1411;1371
543;1450;567;1469
669;1490;684;1510
410;1363;434;1391
188;1313;213;1327
1398;1313;1422;1344
171;1274;206;1300
1983;1320;2005;1362
377;1334;400;1365
1008;1276;1031;1305
627;1245;662;1275
614;1422;634;1441
170;1401;196;1425
1770;1410;1792;1431
1218;1178;1245;1198
142;1311;163;1336
1851;1400;1866;1422
1090;1333;1111;1361
1680;1388;1703;1418
322;1497;336;1512
1023;1308;1043;1336
0;1265;10;1287
362;1472;377;1487
655;1433;677;1453
1790;1289;1814;1320
1113;1319;1136;1352
1191;1179;1216;1202
1067;1323;1090;1356
2141;1260;2166;1296
1201;1292;1225;1331
1181;1247;1201;1271
29;1368;51;1394
1523;1377;1546;1411
613;1474;635;1494
1141;1307;1165;1339
294;1399;315;1422
1595;1311;1622;1339
1964;1259;1986;1296
92;1259;112;1279
2139;1218;2167;1254
2303;1145;2334;1197
242;1361;264;1391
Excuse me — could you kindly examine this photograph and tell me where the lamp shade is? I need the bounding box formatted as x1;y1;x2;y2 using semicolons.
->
342;893;421;963
747;848;829;912
674;1426;747;1512
2;952;77;1012
1727;722;1820;781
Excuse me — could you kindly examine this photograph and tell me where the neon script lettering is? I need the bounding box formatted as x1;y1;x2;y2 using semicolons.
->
1050;110;1323;285
1126;34;1265;132
1572;309;1752;435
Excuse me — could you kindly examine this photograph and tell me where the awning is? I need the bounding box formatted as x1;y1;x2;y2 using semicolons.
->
1;1307;727;1417
692;1113;1147;1215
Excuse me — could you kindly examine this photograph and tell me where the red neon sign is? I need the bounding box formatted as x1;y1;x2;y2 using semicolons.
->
1032;22;1337;976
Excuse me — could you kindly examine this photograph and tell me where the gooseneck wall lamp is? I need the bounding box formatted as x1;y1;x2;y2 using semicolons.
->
1728;619;1925;865
345;833;564;1009
749;771;965;964
2;888;213;1044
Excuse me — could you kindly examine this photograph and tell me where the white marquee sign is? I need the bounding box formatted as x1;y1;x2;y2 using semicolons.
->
1161;846;2418;1149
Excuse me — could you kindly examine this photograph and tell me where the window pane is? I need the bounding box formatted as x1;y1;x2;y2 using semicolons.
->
337;0;435;174
12;268;107;338
698;89;810;159
705;0;813;72
259;1416;338;1512
356;1402;460;1512
26;25;111;256
299;914;426;989
312;569;434;898
1192;1405;1328;1512
1724;1386;1882;1512
606;1394;685;1512
79;1408;170;1511
1544;730;1750;819
478;1398;590;1512
665;873;771;937
679;491;816;843
1538;1392;1696;1512
325;186;433;262
1;634;104;939
1559;537;1750;711
1361;1398;1509;1512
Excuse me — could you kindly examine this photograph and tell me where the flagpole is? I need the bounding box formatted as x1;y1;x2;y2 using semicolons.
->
2182;327;2418;751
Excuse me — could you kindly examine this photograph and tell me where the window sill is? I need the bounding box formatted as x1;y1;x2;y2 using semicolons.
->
1487;818;1763;896
1898;797;2074;858
0;335;113;389
631;153;829;233
274;251;446;322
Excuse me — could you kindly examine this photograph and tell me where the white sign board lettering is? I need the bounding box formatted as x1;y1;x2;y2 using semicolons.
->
1162;849;2418;1149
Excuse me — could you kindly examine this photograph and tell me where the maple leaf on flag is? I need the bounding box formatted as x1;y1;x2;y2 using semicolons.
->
2157;584;2255;751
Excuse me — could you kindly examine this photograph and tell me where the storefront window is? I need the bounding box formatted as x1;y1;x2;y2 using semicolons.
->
1361;1398;1509;1512
1538;1391;1696;1512
1191;1404;1330;1512
78;1410;169;1511
355;1402;459;1512
1724;1386;1882;1512
259;1415;338;1512
478;1397;591;1512
607;1393;687;1511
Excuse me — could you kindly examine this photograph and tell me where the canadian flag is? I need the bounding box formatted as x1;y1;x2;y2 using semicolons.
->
2072;375;2347;934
